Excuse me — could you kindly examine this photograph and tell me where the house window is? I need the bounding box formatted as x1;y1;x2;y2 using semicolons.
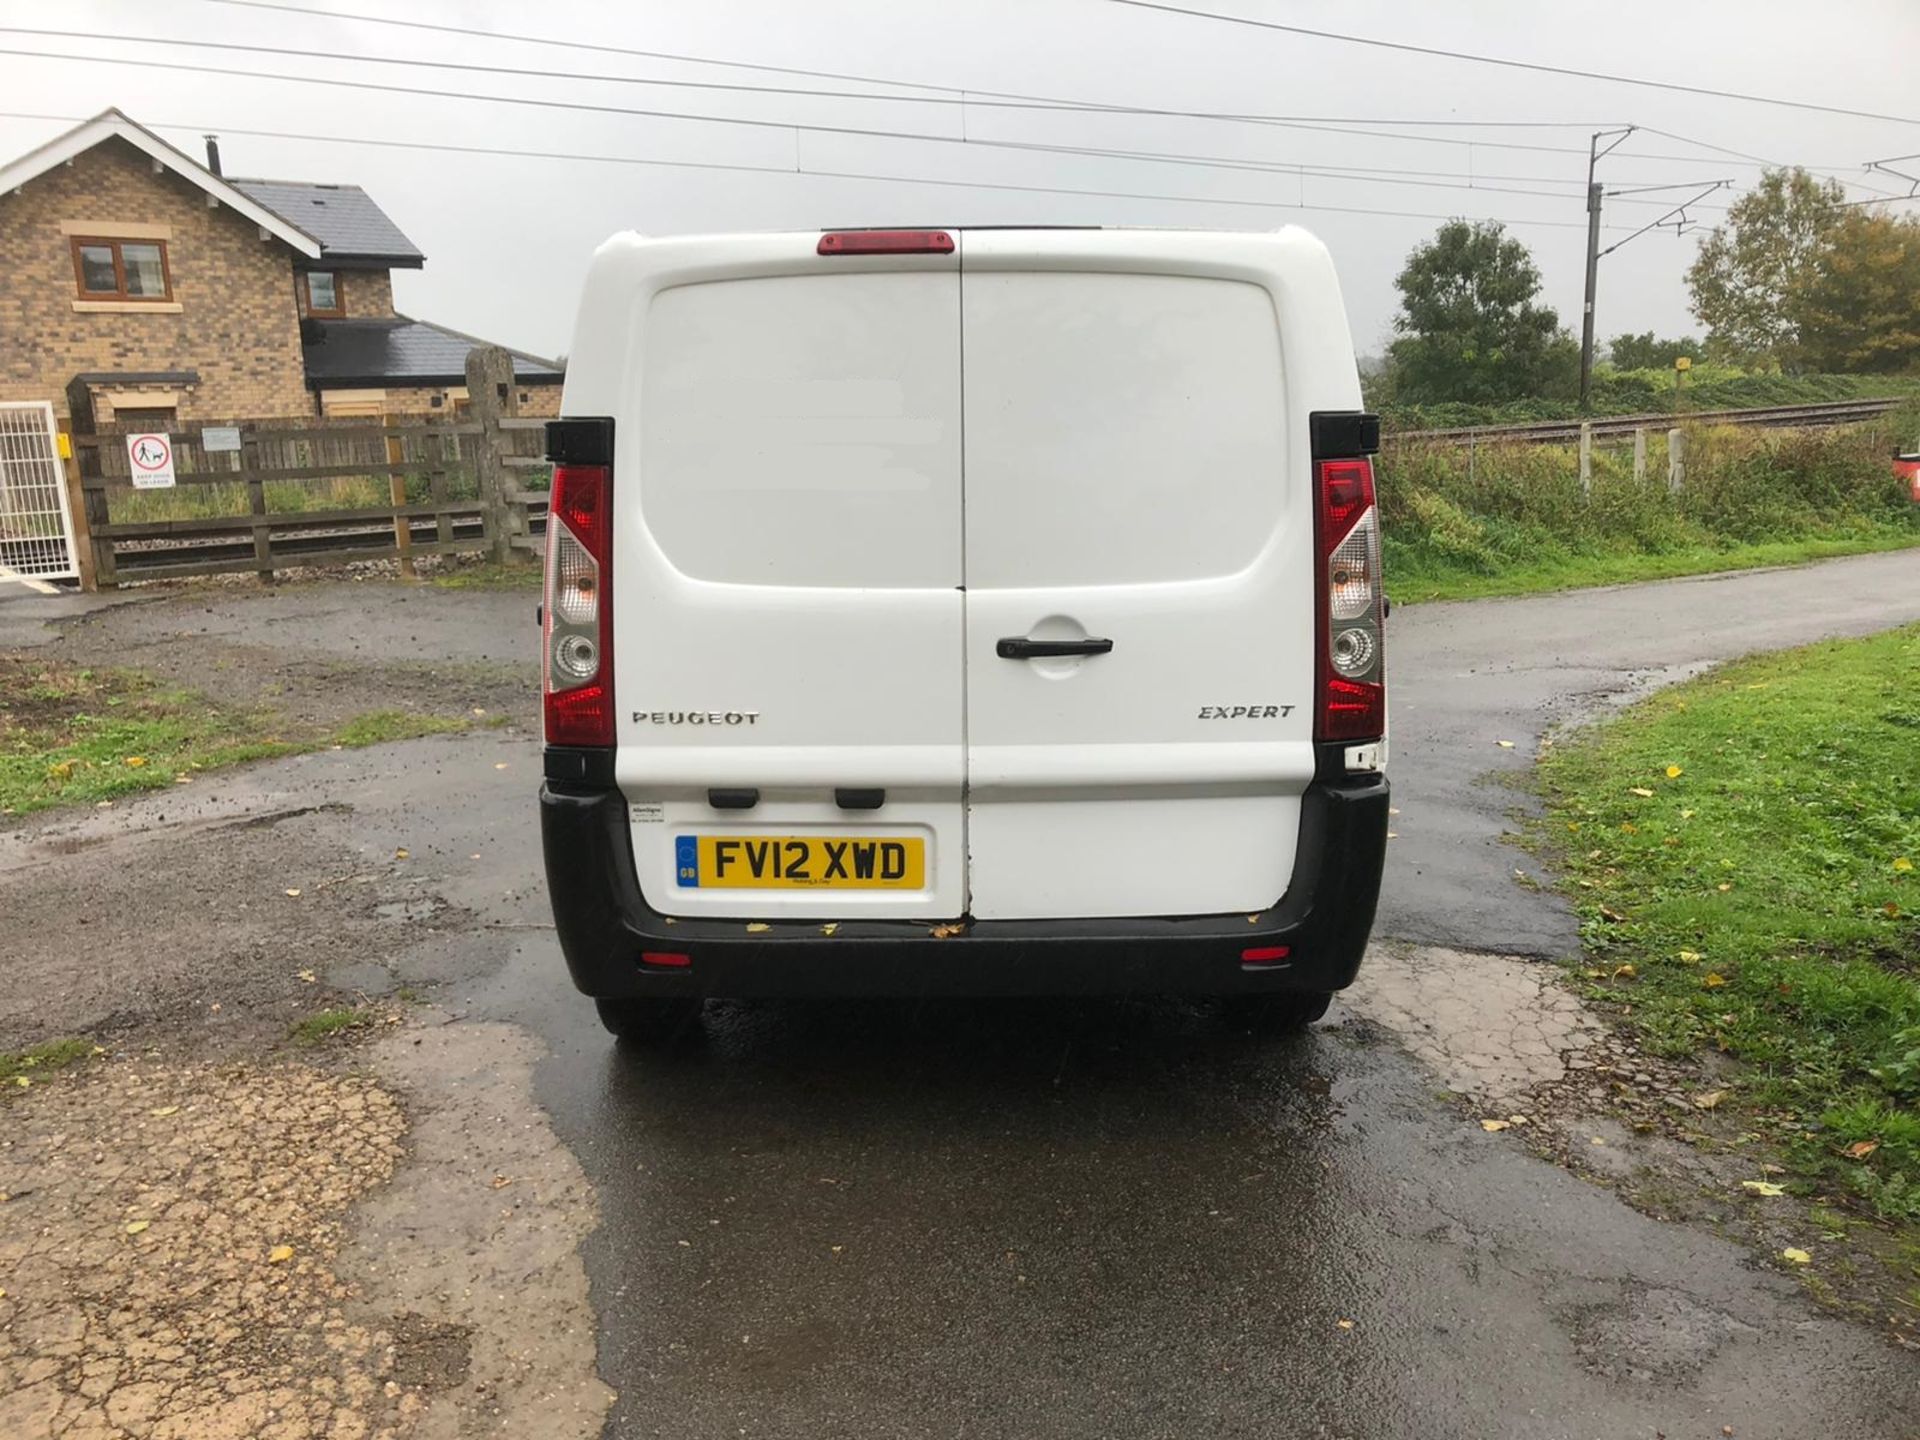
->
71;238;173;301
305;271;342;316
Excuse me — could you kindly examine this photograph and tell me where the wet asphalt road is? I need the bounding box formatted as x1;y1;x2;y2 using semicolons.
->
460;551;1920;1438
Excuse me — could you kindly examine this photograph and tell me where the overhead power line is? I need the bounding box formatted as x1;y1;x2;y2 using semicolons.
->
0;23;1614;132
0;109;1627;232
179;0;1885;179
0;45;1727;210
1106;0;1920;128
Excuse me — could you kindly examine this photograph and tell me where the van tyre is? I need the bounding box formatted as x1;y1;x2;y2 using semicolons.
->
1225;991;1332;1033
594;997;704;1045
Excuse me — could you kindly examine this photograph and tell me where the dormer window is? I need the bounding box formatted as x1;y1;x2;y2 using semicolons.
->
305;270;342;317
72;237;172;301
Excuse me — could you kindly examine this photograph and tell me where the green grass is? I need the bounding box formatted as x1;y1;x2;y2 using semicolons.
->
0;661;473;817
332;710;469;747
290;1007;376;1043
1382;413;1920;603
1537;625;1920;1224
0;1037;97;1086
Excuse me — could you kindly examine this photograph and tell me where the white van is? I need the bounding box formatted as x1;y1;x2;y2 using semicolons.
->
539;227;1389;1041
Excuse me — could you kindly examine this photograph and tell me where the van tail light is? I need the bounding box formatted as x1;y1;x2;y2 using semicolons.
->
817;229;955;255
1313;456;1385;742
543;462;614;747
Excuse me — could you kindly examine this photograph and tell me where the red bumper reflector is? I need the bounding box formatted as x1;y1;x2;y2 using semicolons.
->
1241;946;1291;965
640;951;691;969
818;229;955;255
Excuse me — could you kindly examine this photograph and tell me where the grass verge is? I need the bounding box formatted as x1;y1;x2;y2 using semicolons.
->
1389;531;1920;603
1537;625;1920;1226
0;660;472;817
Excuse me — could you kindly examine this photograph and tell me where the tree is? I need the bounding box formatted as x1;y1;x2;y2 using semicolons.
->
1686;169;1843;366
1784;209;1920;373
1385;220;1578;404
1605;331;1704;371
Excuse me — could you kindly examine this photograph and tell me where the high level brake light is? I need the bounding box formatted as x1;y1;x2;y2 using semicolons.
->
1313;456;1385;742
817;229;955;255
543;462;614;747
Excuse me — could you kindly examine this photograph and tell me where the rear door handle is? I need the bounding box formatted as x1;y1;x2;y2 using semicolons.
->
996;636;1115;660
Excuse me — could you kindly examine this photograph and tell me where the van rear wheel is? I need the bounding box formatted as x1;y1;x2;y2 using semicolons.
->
594;997;704;1045
1224;991;1331;1033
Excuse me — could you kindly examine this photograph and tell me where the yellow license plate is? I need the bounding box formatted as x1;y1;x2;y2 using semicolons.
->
674;834;925;890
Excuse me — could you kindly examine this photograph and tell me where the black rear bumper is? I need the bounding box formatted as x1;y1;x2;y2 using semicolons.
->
539;767;1390;999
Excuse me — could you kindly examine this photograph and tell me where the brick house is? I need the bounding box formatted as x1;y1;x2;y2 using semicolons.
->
0;109;562;426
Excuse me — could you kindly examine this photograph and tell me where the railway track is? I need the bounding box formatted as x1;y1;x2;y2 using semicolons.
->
1393;397;1905;446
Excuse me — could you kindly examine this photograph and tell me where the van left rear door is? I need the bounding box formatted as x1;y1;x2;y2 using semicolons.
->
602;233;967;920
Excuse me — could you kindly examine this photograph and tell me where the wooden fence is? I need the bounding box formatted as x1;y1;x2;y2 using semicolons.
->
58;347;549;589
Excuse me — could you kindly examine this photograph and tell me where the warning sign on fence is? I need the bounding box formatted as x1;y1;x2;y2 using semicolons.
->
127;432;175;489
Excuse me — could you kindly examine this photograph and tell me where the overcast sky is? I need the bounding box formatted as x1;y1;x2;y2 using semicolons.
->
4;0;1917;362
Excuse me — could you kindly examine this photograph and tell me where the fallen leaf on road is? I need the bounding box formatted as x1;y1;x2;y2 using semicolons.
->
1496;740;1515;749
394;848;409;860
1694;1090;1726;1110
1780;1247;1811;1265
268;1245;294;1264
1590;1137;1607;1147
1480;1119;1510;1132
930;923;966;939
149;1106;178;1118
819;923;839;936
1336;1319;1354;1330
1507;1115;1531;1125
125;1220;149;1235
490;1175;513;1190
494;762;510;771
284;888;302;898
1740;1180;1786;1197
1629;786;1655;798
1844;1139;1880;1160
1666;765;1684;779
296;970;316;984
745;923;770;933
830;1245;844;1255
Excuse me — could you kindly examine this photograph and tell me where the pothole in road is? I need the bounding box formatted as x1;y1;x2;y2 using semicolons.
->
1342;941;1607;1105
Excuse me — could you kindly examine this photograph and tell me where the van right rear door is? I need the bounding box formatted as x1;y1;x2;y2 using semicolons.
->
958;229;1354;921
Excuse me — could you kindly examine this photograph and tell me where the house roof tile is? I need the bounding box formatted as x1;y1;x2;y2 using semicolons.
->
230;179;424;265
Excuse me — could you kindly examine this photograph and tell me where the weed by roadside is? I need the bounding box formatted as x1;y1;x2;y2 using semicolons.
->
1537;624;1920;1228
0;1036;97;1086
429;560;541;591
0;659;478;817
290;1007;379;1043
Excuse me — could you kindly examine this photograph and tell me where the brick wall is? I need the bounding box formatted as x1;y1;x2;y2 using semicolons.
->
0;137;312;419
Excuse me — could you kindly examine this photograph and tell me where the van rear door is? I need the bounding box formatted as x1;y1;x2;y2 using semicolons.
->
596;234;966;920
958;230;1326;921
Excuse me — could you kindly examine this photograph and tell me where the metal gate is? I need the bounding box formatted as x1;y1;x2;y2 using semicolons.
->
0;401;79;581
